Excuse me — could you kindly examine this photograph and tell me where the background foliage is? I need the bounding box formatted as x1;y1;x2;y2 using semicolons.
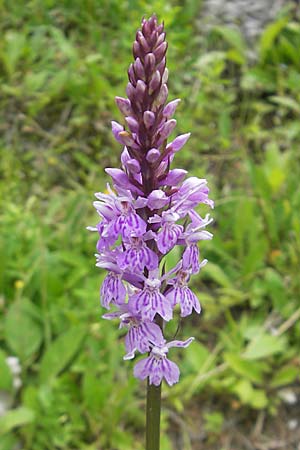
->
1;1;300;449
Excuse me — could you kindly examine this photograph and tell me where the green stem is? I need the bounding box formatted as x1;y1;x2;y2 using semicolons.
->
146;380;161;450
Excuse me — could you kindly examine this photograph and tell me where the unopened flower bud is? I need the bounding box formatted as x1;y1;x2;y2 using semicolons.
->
134;58;145;80
162;68;168;84
146;148;160;162
125;158;141;174
144;53;156;73
154;42;167;62
163;99;181;118
167;133;191;153
156;84;168;105
115;97;132;116
149;70;161;94
158;119;177;143
126;82;135;102
137;31;150;53
136;80;146;101
126;116;139;133
133;41;141;58
143;111;156;129
119;130;136;147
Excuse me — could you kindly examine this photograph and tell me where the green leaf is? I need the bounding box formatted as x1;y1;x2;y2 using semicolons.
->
203;263;232;288
260;18;289;59
224;353;263;383
269;96;300;114
244;334;286;360
4;300;43;361
233;379;268;409
184;341;210;373
0;407;35;435
250;389;268;409
213;26;246;53
204;411;224;433
264;268;287;311
83;371;111;412
39;326;86;382
233;379;253;403
0;351;13;391
270;365;299;388
0;433;18;450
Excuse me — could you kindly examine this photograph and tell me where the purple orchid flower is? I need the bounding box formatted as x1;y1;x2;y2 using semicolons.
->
88;15;213;387
134;338;194;386
103;304;165;359
117;231;158;272
129;272;173;322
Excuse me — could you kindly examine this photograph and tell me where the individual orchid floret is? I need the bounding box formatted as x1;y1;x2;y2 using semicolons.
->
133;338;194;386
117;231;158;272
172;177;214;213
123;317;165;360
129;270;173;322
158;168;187;187
147;190;169;210
103;304;165;359
100;271;127;309
165;263;207;317
93;190;147;242
149;211;183;254
181;213;213;273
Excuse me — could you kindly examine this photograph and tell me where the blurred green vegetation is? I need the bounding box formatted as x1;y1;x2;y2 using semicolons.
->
1;1;300;449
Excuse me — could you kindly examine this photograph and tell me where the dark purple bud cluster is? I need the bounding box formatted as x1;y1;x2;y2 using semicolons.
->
113;15;182;195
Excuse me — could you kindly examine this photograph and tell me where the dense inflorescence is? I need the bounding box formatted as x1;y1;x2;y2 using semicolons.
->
88;15;213;386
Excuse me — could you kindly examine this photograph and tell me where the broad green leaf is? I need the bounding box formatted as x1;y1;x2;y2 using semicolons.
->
250;389;268;409
39;326;86;382
3;31;26;76
203;263;232;288
264;268;287;311
233;379;268;409
270;365;299;388
269;96;300;114
213;26;246;53
4;300;43;361
184;341;210;373
83;372;110;412
218;110;231;140
0;433;18;450
0;407;35;435
278;36;299;66
204;411;224;433
110;429;134;450
160;434;174;450
244;334;286;360
196;51;226;69
260;18;289;59
224;353;263;383
0;351;13;391
163;245;181;273
233;379;253;403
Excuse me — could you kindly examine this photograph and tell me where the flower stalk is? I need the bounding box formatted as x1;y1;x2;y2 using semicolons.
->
146;381;161;450
88;14;213;449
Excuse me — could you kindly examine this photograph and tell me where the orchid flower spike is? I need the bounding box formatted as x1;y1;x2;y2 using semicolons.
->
88;14;213;387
